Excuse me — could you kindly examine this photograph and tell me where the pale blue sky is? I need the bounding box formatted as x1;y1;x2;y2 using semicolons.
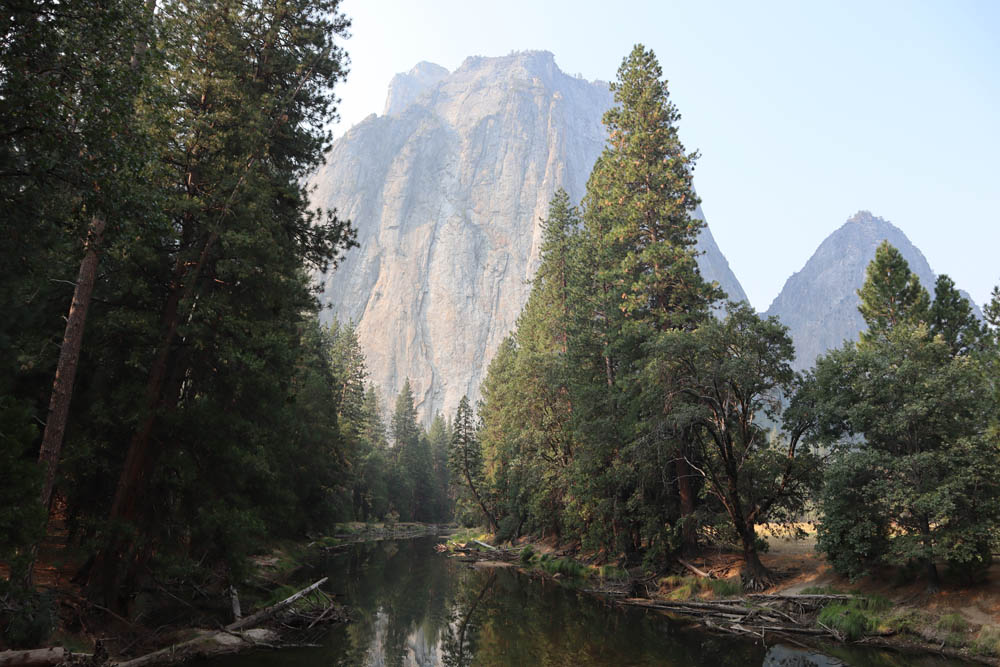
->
330;0;999;311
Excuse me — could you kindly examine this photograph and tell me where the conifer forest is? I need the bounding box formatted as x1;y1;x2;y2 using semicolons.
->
2;0;1000;662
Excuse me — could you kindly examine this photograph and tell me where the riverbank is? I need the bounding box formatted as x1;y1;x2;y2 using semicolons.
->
0;522;453;665
444;527;1000;665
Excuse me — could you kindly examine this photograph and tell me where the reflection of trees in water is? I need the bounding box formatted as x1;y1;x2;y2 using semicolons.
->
325;538;763;666
439;569;496;667
328;539;458;666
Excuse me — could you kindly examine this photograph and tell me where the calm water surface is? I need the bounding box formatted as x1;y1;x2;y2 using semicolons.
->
201;537;967;666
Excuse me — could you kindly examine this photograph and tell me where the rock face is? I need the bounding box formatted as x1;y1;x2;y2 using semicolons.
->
765;210;980;370
311;51;747;422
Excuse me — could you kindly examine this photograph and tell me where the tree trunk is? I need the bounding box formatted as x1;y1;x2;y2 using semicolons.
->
37;216;106;513
739;529;773;592
89;230;218;608
26;216;107;587
675;457;697;551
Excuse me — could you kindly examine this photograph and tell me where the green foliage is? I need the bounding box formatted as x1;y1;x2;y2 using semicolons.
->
519;545;535;564
707;577;742;597
817;602;878;641
808;247;1000;586
0;590;55;649
647;303;819;583
857;241;930;343
539;557;587;578
937;613;969;634
0;398;46;584
973;625;1000;656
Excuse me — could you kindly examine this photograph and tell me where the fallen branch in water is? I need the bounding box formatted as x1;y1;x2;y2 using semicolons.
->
226;577;328;632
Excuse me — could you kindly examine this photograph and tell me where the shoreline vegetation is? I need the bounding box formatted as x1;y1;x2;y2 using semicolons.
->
444;529;1000;665
0;523;457;666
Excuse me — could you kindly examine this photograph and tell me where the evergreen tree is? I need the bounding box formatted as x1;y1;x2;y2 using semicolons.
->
857;241;930;343
572;44;720;557
807;256;1000;588
929;274;982;355
450;396;497;532
427;413;453;522
87;0;354;607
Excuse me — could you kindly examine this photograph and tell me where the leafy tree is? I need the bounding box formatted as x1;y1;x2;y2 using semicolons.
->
808;255;1000;588
648;304;820;589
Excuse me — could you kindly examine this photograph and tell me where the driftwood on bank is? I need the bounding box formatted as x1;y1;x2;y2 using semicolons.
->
0;647;86;667
677;558;713;579
109;577;333;667
617;593;853;641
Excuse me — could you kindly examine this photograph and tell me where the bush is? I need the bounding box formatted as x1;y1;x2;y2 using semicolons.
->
938;613;969;634
519;545;535;564
1;590;55;649
973;625;1000;656
540;557;586;578
707;577;741;597
817;602;877;641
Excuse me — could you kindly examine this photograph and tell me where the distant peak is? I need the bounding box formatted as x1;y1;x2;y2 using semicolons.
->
845;210;886;226
407;61;449;78
383;62;450;116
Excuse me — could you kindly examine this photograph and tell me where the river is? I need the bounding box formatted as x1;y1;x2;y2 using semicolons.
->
200;536;967;666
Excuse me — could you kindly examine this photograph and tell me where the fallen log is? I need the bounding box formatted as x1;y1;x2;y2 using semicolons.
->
226;577;328;632
624;598;751;615
677;558;713;579
113;628;278;667
747;593;851;601
0;647;88;667
471;540;496;551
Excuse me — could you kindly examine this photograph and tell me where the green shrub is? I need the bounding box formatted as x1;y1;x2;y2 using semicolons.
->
817;602;877;641
540;557;586;578
1;590;54;649
799;585;844;595
938;613;969;634
707;577;741;597
973;625;1000;656
598;565;627;580
519;545;535;564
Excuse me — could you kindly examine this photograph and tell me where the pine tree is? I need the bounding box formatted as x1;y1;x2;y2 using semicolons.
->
450;396;497;532
929;274;982;355
857;241;930;343
583;44;720;331
88;0;354;607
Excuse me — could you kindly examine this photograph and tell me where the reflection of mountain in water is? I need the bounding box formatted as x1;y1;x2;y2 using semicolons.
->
234;537;950;667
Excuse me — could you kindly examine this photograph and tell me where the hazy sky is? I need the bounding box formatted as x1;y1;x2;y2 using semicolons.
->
328;0;999;311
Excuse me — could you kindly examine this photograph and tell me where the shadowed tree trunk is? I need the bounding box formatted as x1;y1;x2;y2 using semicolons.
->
27;215;106;587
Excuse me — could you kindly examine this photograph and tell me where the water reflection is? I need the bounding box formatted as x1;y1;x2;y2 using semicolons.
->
201;537;968;667
322;537;763;666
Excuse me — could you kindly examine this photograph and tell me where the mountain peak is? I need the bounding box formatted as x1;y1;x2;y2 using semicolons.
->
383;61;449;116
315;52;747;422
766;211;979;369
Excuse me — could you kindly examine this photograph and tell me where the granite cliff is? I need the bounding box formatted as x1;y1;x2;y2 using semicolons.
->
765;210;981;370
310;51;746;421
